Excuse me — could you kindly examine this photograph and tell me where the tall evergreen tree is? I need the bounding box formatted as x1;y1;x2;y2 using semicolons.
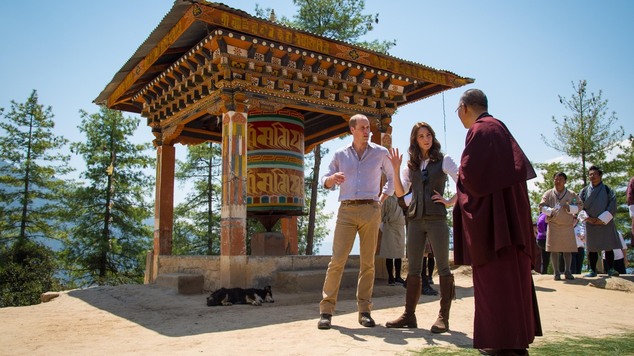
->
257;0;395;254
173;142;222;255
541;80;624;187
60;107;153;286
300;150;332;254
0;90;70;306
0;90;71;248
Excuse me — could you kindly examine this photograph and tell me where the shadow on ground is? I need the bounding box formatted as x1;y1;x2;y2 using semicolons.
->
65;265;479;338
533;274;634;293
331;324;473;349
66;277;475;338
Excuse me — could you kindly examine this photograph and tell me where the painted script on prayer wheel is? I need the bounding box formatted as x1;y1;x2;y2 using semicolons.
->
247;110;305;215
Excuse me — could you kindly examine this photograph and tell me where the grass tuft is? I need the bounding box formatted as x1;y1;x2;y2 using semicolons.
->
408;333;634;355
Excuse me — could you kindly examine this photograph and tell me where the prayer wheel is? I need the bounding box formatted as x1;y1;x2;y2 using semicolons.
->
246;109;305;225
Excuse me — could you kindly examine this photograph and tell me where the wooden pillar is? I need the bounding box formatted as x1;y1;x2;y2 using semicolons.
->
220;110;248;287
281;216;299;255
151;144;175;282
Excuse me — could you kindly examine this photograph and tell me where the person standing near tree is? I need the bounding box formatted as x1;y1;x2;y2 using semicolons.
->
579;165;622;277
379;193;406;286
571;220;586;274
452;89;542;355
536;212;550;274
317;114;394;330
539;172;580;280
421;243;438;296
627;176;634;236
602;232;628;275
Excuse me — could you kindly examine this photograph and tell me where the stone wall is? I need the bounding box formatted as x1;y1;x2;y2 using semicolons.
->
157;255;361;291
156;252;455;291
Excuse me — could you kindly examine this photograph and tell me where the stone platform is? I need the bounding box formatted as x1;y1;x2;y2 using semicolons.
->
156;273;204;295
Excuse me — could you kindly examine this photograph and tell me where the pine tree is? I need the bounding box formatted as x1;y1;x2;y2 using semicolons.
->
0;90;71;247
541;80;624;187
61;107;154;286
172;142;222;255
0;90;69;306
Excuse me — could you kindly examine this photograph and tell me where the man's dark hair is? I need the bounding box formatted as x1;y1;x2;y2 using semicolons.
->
460;88;488;111
588;165;603;176
553;172;567;180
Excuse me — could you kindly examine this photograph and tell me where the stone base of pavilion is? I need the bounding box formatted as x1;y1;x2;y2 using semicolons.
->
148;254;413;294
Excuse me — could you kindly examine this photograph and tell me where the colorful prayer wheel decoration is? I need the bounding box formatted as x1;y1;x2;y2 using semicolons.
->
247;110;305;218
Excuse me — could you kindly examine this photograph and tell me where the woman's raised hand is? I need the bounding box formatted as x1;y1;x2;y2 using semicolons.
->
388;147;402;169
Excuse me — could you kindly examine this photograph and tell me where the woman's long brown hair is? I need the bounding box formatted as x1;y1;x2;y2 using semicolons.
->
407;122;443;172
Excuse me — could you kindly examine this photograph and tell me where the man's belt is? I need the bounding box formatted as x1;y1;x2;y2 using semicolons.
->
341;199;377;205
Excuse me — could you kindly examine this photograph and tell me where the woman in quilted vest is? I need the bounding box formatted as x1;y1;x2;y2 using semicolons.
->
386;122;458;333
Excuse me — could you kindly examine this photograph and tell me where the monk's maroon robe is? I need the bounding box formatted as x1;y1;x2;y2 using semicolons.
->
453;115;542;349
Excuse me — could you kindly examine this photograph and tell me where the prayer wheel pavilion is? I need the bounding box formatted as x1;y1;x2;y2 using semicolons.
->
95;0;473;288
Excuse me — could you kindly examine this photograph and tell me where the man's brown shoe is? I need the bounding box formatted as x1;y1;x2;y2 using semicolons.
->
318;313;332;330
358;312;376;327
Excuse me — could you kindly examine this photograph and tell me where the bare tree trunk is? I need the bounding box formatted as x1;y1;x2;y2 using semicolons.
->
101;173;113;282
207;142;214;255
306;144;321;255
579;89;588;188
580;152;587;188
19;109;35;243
101;133;116;283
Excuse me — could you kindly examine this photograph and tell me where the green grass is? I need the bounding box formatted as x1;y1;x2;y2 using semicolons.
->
408;333;634;355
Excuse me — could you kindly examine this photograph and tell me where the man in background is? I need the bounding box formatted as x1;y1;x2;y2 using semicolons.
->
579;166;622;277
627;176;634;236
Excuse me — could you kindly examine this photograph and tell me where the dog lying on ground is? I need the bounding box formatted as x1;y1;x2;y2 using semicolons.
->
206;286;274;306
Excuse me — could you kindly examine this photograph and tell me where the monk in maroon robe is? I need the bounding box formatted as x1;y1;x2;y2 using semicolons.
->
453;89;542;356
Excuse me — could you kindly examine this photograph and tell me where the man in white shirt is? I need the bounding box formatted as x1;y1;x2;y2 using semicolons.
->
318;114;394;330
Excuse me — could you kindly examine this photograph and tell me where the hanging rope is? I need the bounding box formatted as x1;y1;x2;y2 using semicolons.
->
442;92;447;148
442;92;450;193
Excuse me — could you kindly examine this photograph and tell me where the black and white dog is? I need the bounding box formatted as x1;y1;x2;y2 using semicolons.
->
206;285;274;306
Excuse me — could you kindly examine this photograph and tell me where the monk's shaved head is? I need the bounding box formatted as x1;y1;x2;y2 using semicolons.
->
460;89;488;112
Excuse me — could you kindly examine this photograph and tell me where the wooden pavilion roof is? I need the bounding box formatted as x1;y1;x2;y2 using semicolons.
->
94;0;474;152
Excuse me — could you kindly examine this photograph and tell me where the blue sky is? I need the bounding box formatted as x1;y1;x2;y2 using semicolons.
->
1;1;633;254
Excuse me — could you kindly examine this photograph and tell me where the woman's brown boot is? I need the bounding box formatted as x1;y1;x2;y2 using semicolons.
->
430;274;455;333
386;275;421;328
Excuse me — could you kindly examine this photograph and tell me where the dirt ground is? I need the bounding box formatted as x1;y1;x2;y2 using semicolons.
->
1;267;633;356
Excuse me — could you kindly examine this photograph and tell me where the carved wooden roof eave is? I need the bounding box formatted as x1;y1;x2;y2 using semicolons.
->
134;27;451;149
94;1;473;107
94;0;474;150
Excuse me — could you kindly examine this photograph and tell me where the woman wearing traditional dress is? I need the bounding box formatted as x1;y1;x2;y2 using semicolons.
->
538;172;580;280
